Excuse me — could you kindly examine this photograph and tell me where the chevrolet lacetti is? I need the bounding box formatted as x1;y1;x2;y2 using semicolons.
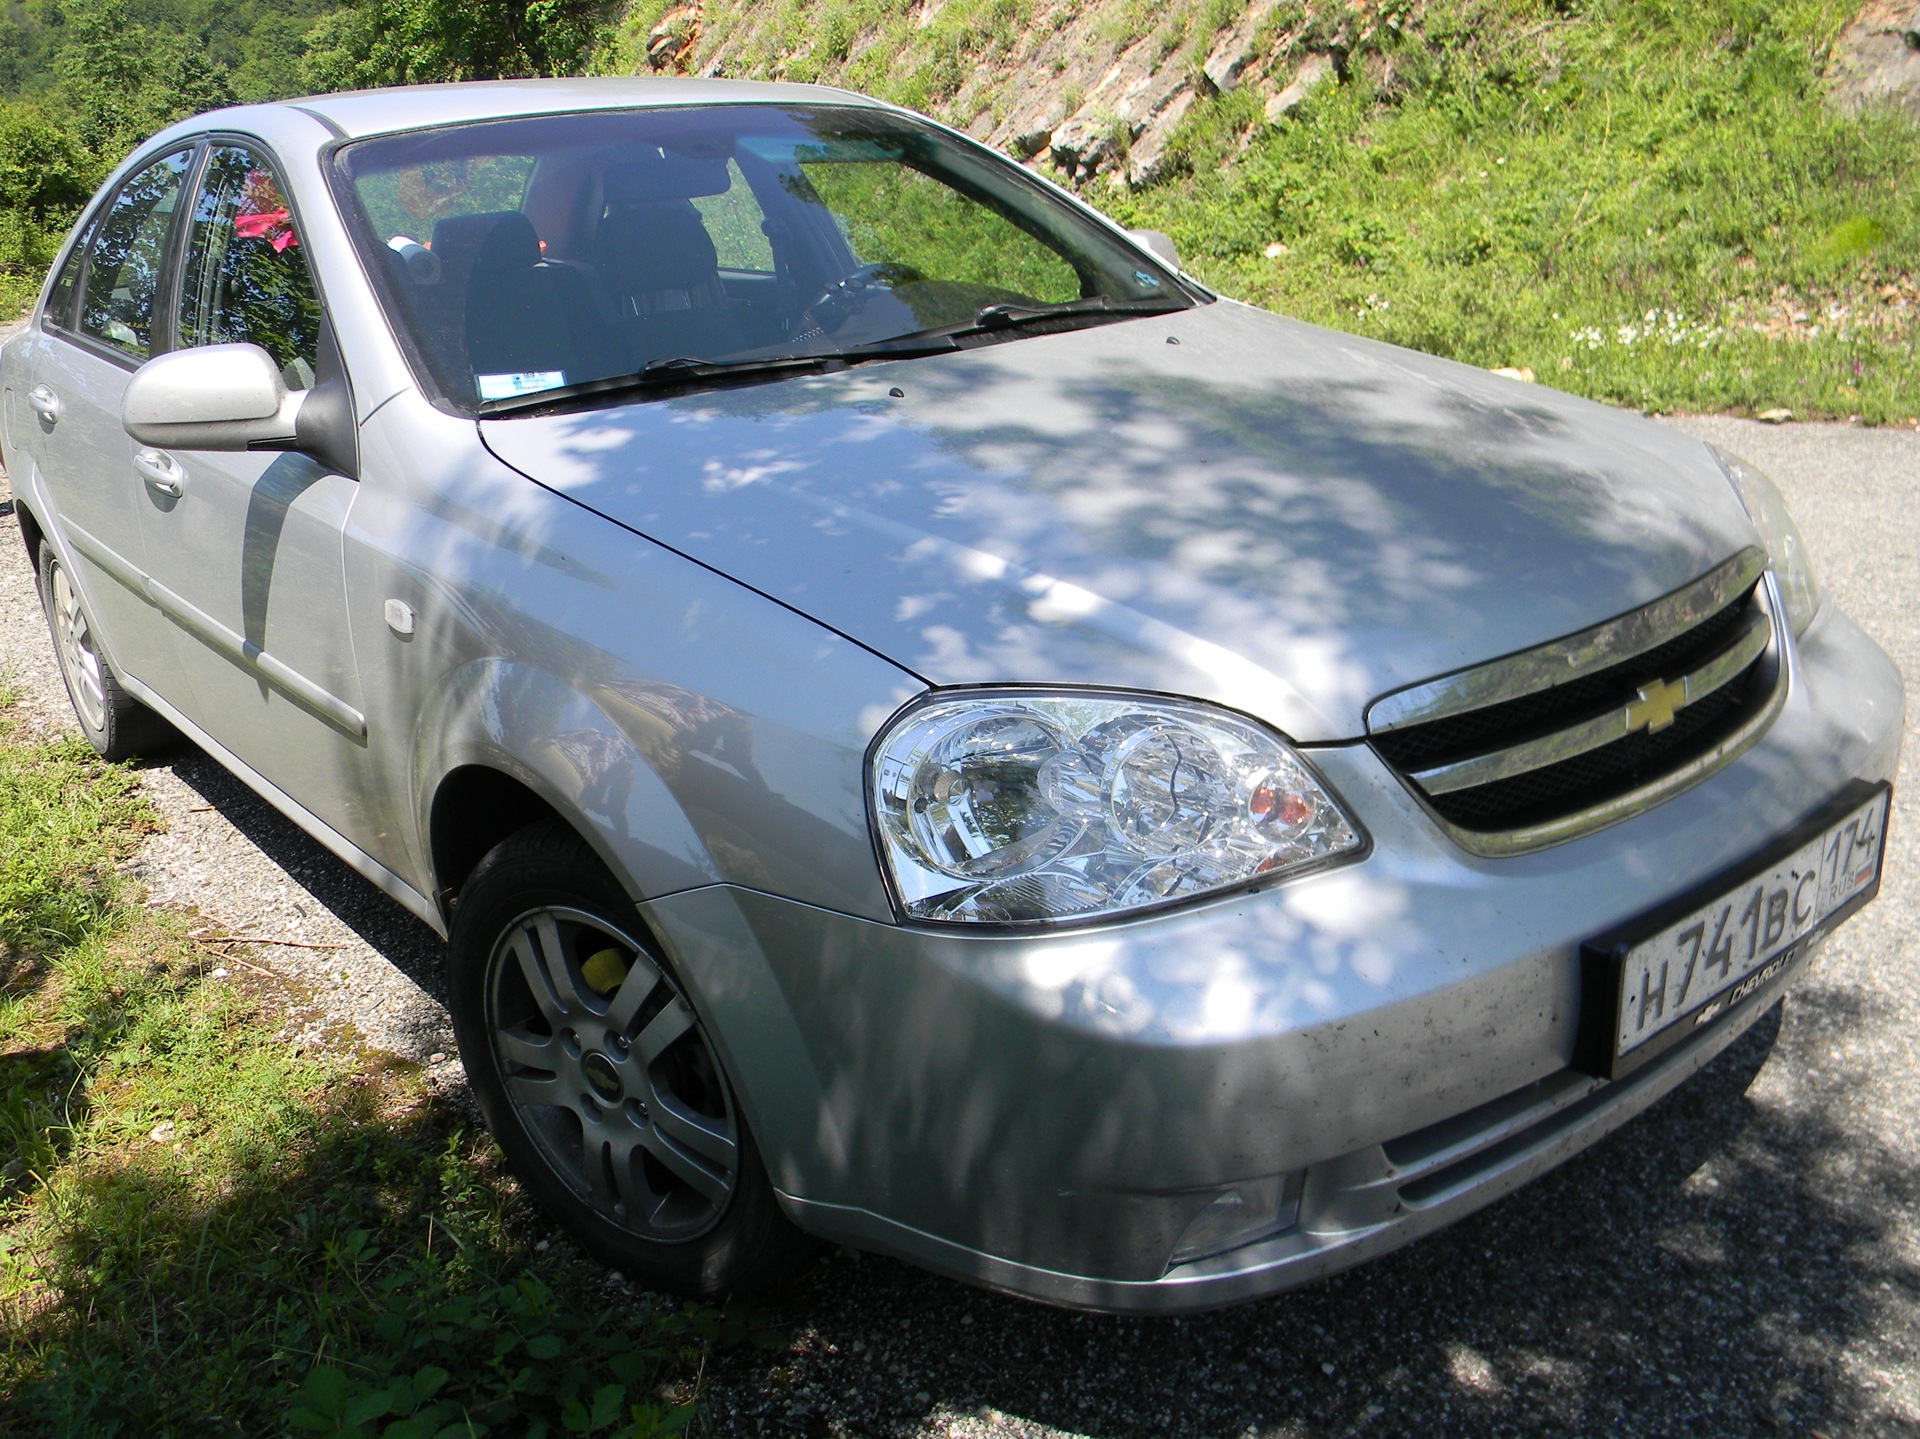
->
0;78;1902;1311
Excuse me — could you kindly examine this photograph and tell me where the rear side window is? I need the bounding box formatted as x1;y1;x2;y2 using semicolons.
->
44;221;93;330
177;145;325;391
75;148;195;361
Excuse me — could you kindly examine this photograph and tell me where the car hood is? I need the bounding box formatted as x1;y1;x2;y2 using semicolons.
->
478;300;1758;742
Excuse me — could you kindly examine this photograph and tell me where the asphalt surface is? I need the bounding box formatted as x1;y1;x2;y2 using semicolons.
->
2;393;1915;1435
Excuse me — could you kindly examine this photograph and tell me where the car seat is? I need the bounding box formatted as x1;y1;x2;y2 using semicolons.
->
593;154;749;366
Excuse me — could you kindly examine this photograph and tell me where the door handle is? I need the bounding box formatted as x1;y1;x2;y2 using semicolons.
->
133;447;185;498
26;385;62;424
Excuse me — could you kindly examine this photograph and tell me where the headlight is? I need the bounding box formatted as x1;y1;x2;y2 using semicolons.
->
869;691;1363;926
1712;446;1821;636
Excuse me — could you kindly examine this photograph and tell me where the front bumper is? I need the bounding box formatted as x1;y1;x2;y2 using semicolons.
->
640;604;1904;1312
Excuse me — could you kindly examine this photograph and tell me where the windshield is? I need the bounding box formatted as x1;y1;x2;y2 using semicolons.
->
333;105;1192;413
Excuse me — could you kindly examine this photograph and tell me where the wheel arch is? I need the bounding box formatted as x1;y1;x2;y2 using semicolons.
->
13;490;44;570
414;659;728;922
428;763;568;911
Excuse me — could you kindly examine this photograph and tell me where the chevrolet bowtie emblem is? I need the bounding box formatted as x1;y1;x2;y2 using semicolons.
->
1625;677;1688;734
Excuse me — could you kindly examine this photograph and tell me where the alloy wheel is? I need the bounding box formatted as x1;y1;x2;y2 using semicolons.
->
49;560;107;733
485;907;739;1241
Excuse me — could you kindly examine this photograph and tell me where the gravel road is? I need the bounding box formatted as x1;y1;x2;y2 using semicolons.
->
1;407;1914;1438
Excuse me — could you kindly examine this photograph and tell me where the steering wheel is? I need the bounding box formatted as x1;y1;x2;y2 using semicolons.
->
798;261;920;337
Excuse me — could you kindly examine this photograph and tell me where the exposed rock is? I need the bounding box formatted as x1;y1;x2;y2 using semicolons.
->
1124;88;1197;186
644;5;699;72
1265;52;1335;124
1200;0;1285;94
996;89;1072;159
1827;1;1920;122
1043;33;1198;182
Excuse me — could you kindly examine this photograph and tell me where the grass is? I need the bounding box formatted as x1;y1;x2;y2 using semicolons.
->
0;689;753;1436
1100;0;1920;423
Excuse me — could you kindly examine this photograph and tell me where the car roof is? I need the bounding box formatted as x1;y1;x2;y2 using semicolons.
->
207;76;893;144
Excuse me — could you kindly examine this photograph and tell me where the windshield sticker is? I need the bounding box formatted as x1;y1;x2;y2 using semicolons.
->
1133;270;1162;288
476;371;566;400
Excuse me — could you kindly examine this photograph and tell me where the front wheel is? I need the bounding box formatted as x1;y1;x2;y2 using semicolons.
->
447;819;815;1297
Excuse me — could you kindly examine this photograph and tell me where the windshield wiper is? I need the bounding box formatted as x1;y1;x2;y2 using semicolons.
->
476;334;963;417
938;295;1189;339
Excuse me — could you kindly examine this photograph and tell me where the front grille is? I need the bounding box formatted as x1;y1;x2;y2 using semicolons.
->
1367;551;1781;848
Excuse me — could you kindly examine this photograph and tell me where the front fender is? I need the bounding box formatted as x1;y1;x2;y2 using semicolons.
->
413;658;723;903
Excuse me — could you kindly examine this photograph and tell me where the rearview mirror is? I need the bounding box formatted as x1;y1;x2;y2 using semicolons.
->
121;343;304;451
1128;229;1181;272
123;339;359;477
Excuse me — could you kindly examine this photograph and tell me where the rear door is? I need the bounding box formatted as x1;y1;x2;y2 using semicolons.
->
134;140;372;838
27;146;198;695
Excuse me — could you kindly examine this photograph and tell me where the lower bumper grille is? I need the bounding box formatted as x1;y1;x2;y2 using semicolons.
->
1367;549;1784;853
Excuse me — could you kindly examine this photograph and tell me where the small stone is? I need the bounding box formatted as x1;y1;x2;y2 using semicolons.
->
535;1238;551;1252
1757;407;1794;423
1;1158;26;1182
1264;242;1290;258
429;1052;448;1065
913;1391;931;1405
1490;366;1536;383
210;967;229;979
148;1121;176;1144
1321;1362;1337;1376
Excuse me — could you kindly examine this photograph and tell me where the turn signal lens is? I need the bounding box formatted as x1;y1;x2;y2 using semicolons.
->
869;691;1362;926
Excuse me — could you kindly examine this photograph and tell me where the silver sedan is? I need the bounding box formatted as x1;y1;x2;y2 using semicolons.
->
0;78;1901;1311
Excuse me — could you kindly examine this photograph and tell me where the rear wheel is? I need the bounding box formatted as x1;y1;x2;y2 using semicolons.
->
38;546;173;760
447;820;816;1297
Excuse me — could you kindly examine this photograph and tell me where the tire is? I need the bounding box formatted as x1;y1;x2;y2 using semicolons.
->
447;819;817;1298
37;544;174;761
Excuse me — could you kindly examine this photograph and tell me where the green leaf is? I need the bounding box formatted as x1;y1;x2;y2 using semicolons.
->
588;1384;625;1430
412;1367;451;1402
525;1333;566;1361
291;1365;352;1424
561;1397;589;1433
343;1388;397;1427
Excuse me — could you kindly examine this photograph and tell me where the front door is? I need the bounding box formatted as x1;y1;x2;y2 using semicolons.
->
28;147;198;696
135;141;373;840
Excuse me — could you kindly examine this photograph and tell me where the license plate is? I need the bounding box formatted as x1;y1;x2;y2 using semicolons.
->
1578;784;1890;1079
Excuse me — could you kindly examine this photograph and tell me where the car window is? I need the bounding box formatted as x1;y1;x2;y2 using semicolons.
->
44;219;92;330
75;148;195;361
794;158;1081;306
690;160;774;275
335;106;1188;413
177;145;325;391
355;155;538;243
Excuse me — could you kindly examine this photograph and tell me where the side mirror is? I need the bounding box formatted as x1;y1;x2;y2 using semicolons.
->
1128;229;1181;272
122;343;304;451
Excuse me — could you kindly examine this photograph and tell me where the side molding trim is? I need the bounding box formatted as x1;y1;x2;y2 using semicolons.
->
64;517;368;740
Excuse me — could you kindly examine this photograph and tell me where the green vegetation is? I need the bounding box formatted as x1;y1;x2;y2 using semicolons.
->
0;691;743;1435
1105;0;1920;422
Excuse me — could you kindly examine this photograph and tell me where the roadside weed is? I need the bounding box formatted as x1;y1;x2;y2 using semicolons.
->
0;700;741;1435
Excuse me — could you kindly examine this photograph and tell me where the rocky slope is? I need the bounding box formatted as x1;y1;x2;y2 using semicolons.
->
613;0;1918;189
619;0;1392;186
